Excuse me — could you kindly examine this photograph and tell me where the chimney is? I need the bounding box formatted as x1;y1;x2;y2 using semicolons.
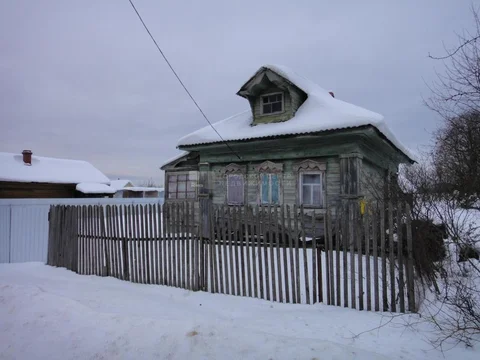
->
328;91;335;98
22;150;32;166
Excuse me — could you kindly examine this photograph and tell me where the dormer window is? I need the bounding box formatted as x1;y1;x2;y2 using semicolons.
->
261;93;283;114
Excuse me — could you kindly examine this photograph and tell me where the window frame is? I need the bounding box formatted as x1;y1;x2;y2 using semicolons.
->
226;173;245;205
260;92;284;115
298;171;325;208
166;171;198;200
260;173;280;205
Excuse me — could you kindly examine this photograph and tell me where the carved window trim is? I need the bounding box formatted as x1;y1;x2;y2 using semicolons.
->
222;163;247;175
293;159;326;173
254;160;283;173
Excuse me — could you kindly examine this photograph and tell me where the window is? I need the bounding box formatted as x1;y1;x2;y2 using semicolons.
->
261;93;283;114
299;172;324;207
227;174;244;204
260;173;279;204
167;172;197;199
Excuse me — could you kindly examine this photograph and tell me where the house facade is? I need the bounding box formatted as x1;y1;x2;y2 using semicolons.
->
161;65;414;222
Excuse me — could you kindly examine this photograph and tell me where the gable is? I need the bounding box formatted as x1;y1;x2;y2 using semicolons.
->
237;68;307;125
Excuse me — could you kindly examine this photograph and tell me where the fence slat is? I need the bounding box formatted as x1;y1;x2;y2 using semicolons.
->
335;208;341;306
246;206;252;298
210;202;218;293
127;205;134;282
388;200;396;312
293;205;301;303
300;205;310;304
365;207;371;311
380;202;388;311
372;205;379;311
263;206;271;301
180;202;186;289
253;205;260;299
343;204;348;307
275;206;282;303
221;205;229;295
281;205;289;303
397;201;405;313
257;206;264;299
269;205;276;302
286;205;295;304
133;205;140;283
350;203;356;309
405;203;415;312
240;206;247;297
185;202;191;290
357;205;364;311
234;206;241;296
328;208;335;306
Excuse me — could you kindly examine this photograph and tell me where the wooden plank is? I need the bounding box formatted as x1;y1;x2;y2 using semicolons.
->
209;202;217;293
286;205;296;304
380;202;388;311
300;205;310;304
93;206;99;276
388;200;396;312
161;204;167;286
150;204;156;284
126;205;134;282
365;206;371;311
217;205;224;294
263;205;271;301
372;204;379;311
185;202;191;290
281;205;289;303
140;205;147;284
86;206;91;275
77;206;83;274
325;207;331;305
153;204;160;285
397;201;405;313
328;208;335;305
221;205;229;295
269;205;276;302
106;205;113;277
358;204;364;311
88;206;94;275
253;205;259;298
343;203;349;308
293;204;301;303
113;205;121;279
240;206;247;297
335;208;341;306
181;202;186;289
246;206;252;298
350;202;356;309
133;205;140;283
257;206;264;299
311;210;317;304
405;203;415;312
171;203;177;287
234;206;241;296
275;206;282;303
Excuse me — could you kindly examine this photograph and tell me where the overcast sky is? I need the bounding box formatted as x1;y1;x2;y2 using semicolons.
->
1;0;477;185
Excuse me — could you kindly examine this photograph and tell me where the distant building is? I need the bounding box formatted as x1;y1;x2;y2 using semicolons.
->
0;150;115;198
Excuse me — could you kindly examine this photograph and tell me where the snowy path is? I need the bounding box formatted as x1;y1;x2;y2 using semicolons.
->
0;263;477;360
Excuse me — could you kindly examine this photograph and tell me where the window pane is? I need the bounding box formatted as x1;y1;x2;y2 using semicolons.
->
168;175;177;183
178;174;187;181
169;182;177;191
177;192;186;199
303;174;321;184
168;193;176;199
187;181;195;191
262;96;268;104
188;171;198;180
271;174;279;203
261;174;269;204
272;102;282;112
313;184;322;206
186;192;195;198
302;185;312;205
263;104;272;114
228;175;244;204
178;182;186;192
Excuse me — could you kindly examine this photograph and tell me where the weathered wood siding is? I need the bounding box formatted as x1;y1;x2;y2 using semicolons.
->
360;159;387;201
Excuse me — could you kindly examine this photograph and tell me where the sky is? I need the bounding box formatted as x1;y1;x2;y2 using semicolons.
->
1;0;478;185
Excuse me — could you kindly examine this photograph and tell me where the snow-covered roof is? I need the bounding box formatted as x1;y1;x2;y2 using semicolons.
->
109;179;133;191
121;186;164;193
160;151;190;169
0;152;111;184
76;183;115;194
177;64;414;161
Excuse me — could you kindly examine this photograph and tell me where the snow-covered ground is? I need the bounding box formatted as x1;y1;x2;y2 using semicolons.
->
1;263;478;359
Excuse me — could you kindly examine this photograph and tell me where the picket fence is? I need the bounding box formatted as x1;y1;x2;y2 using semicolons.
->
47;200;415;313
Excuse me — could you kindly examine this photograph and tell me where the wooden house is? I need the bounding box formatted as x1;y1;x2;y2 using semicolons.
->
0;150;115;199
161;65;414;231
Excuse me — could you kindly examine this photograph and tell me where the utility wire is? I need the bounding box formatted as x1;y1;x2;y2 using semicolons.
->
127;0;241;160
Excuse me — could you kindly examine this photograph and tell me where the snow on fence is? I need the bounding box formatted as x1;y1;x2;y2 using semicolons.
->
47;200;416;313
0;198;163;264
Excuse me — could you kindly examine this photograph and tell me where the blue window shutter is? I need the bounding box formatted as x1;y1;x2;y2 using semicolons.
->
261;174;269;204
271;174;279;203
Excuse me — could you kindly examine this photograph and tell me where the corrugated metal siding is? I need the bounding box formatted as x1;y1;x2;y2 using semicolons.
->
0;198;164;264
0;206;10;263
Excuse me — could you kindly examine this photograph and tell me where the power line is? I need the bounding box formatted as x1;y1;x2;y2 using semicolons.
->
127;0;241;160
